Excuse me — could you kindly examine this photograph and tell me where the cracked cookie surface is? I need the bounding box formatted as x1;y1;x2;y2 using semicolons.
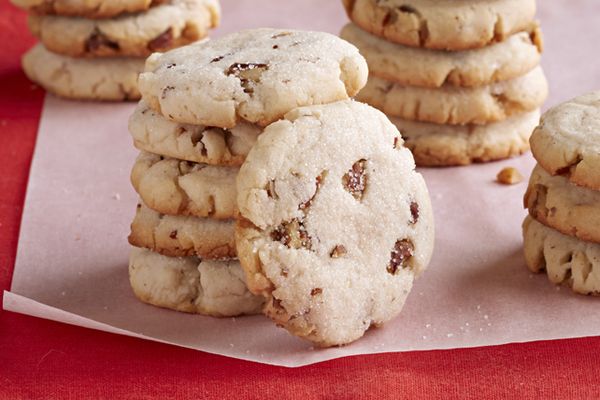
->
28;0;220;58
12;0;166;18
358;66;547;125
342;0;536;51
138;28;368;128
22;43;143;101
129;247;264;316
530;91;600;190
392;109;539;166
523;216;600;296
340;22;543;88
235;100;434;346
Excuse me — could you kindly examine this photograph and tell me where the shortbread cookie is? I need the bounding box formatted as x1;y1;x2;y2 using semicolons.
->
342;0;536;51
525;164;600;244
129;201;235;258
138;28;368;128
392;110;540;166
12;0;165;18
523;216;600;296
131;151;238;219
340;23;543;88
235;100;434;346
29;0;220;58
129;102;260;166
129;247;264;316
530;91;600;190
359;66;548;125
22;43;142;101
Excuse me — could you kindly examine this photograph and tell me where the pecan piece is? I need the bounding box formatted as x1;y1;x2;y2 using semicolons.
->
148;28;173;51
410;202;419;224
342;159;367;200
387;239;414;274
226;63;269;94
271;219;312;250
330;245;347;258
85;29;119;52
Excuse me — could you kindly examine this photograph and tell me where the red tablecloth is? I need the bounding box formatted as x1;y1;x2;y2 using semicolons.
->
1;3;599;398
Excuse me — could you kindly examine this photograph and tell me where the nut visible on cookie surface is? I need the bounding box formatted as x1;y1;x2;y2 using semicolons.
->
342;159;367;200
497;167;523;185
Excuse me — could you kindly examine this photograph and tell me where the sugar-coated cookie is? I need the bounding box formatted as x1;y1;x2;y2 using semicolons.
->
138;28;368;128
129;247;264;316
12;0;166;18
235;100;434;346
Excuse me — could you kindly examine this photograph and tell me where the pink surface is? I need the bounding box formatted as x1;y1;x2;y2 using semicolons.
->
4;0;600;367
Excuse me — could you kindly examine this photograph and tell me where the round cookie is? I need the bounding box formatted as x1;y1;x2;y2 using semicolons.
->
28;0;220;58
392;110;540;167
342;0;536;51
129;201;235;258
340;22;543;88
525;163;600;244
138;28;368;128
129;101;260;166
523;216;600;296
129;247;264;316
235;100;434;346
131;151;238;219
358;66;548;125
529;91;600;190
12;0;166;18
22;43;142;101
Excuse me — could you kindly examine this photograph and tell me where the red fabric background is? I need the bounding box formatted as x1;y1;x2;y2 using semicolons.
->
1;4;599;399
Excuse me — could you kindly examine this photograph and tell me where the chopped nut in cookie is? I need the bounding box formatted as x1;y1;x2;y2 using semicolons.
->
496;167;523;185
410;202;419;224
271;219;312;250
342;159;367;200
226;63;269;94
330;245;347;258
85;29;119;52
387;239;414;274
148;28;173;52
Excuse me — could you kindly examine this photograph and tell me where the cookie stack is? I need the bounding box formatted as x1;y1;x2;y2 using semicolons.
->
15;0;219;101
523;91;600;295
341;0;549;166
126;28;435;347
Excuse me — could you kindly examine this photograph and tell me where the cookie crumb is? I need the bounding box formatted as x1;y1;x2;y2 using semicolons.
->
496;167;523;185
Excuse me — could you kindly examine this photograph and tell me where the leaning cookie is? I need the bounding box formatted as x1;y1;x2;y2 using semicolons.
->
129;102;260;166
29;0;220;58
129;201;236;258
129;247;264;316
235;100;434;346
22;43;142;101
340;22;543;88
131;151;238;219
523;216;600;296
342;0;536;51
525;164;600;244
529;91;600;190
392;110;540;167
138;28;368;128
358;66;548;125
12;0;166;18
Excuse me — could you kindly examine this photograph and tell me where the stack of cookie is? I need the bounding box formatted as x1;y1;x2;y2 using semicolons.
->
523;91;600;296
340;0;549;166
15;0;219;101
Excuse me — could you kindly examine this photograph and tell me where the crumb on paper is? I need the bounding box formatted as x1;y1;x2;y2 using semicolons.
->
496;167;523;185
112;193;121;200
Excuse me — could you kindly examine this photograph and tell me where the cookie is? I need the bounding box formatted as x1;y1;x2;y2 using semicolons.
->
523;216;600;296
138;28;368;128
12;0;165;18
129;247;264;316
392;110;540;167
340;22;543;88
131;151;238;219
342;0;536;51
28;0;220;58
358;66;548;125
22;43;142;101
129;101;260;166
129;201;235;258
235;100;434;346
529;91;600;190
525;163;600;244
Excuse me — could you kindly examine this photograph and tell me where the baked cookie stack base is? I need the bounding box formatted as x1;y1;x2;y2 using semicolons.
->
15;0;219;101
523;91;600;295
341;0;549;166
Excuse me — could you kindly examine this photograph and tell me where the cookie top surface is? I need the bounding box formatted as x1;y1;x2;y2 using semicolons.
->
28;0;220;58
12;0;166;18
235;100;434;346
530;91;600;190
340;22;543;88
138;28;368;128
342;0;536;51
